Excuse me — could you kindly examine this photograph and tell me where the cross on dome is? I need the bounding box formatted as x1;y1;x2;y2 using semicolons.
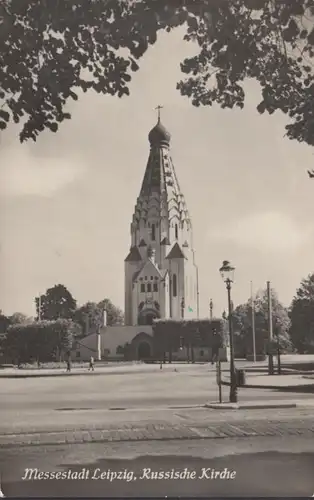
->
149;106;170;146
155;105;163;123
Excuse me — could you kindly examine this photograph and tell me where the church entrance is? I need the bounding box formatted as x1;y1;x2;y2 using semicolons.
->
138;308;160;326
137;341;151;360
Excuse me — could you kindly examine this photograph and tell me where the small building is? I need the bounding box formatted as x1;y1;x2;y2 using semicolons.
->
72;325;154;362
72;322;229;363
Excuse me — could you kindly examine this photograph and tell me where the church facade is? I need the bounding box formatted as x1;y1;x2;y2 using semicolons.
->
124;116;199;327
74;116;203;362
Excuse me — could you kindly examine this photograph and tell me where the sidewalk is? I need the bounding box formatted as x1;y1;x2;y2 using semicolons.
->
1;406;314;448
0;363;211;378
222;372;314;391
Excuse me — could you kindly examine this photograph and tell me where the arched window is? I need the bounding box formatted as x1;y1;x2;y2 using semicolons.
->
175;224;178;239
173;273;177;297
140;284;145;293
147;283;152;293
153;283;158;292
151;224;156;241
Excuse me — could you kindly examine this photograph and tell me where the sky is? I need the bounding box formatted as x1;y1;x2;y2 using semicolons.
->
0;27;313;319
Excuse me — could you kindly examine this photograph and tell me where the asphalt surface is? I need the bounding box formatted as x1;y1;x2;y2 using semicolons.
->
1;437;313;497
1;365;313;439
1;366;312;414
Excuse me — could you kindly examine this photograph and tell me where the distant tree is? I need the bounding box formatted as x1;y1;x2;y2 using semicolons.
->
289;273;314;353
36;284;77;321
9;312;33;325
74;302;103;336
0;312;10;333
233;288;292;356
2;0;314;175
74;299;123;336
98;299;124;326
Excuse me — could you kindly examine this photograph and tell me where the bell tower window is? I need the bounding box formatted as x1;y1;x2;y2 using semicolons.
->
172;273;177;297
175;223;178;239
151;224;156;241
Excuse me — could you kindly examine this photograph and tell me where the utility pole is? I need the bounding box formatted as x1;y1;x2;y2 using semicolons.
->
250;281;256;362
38;294;42;321
267;281;274;375
97;308;106;362
209;299;213;319
196;265;200;319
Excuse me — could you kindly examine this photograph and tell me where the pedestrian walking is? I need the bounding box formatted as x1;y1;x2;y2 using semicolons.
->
66;358;71;373
0;476;4;497
89;356;95;371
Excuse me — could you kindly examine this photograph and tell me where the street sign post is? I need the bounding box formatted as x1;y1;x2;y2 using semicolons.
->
265;339;278;356
216;360;222;403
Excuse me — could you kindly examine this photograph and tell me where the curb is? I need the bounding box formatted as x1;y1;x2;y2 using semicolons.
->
205;403;298;410
0;368;162;379
1;418;314;448
221;381;314;392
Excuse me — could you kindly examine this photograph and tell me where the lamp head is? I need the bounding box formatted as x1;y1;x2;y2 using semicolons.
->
219;260;235;283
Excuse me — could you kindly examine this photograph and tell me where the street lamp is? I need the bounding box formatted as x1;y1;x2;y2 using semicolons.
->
180;297;185;319
209;298;213;319
219;260;237;403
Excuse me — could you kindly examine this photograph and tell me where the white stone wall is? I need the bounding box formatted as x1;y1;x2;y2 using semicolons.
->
73;326;153;362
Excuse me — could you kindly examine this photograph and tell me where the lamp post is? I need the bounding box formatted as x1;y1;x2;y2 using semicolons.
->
209;299;213;319
219;260;237;403
181;297;189;362
180;297;185;319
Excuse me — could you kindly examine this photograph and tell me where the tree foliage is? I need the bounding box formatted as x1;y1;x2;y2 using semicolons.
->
2;0;314;169
9;312;33;325
98;298;124;326
36;284;77;321
74;301;103;335
2;318;81;363
289;273;314;353
0;311;33;333
74;299;124;336
233;288;292;356
177;0;314;154
0;312;11;333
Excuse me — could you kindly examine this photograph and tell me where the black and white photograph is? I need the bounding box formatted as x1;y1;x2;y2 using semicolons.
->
0;0;314;497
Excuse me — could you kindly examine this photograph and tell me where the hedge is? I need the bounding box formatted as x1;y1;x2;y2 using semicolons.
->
2;319;81;364
152;318;228;354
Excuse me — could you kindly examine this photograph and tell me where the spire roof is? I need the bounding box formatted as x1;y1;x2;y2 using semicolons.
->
125;246;142;262
161;236;170;246
166;242;186;260
131;118;193;233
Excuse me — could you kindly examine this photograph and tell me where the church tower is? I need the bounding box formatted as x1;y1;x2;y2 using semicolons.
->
124;110;199;326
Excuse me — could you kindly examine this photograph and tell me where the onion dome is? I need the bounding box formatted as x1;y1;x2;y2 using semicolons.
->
148;120;171;147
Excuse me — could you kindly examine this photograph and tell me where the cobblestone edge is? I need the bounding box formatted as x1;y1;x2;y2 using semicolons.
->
1;419;314;448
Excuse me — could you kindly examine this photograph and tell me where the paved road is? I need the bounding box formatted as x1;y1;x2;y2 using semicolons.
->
1;366;312;414
1;436;313;497
1;366;313;439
